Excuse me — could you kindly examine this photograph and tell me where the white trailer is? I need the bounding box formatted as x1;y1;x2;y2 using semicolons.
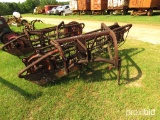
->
69;0;78;11
107;0;129;15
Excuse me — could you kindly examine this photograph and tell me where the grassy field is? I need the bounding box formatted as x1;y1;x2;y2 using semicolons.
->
0;19;160;119
22;11;160;25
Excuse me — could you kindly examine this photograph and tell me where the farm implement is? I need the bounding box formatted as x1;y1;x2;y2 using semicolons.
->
0;16;132;85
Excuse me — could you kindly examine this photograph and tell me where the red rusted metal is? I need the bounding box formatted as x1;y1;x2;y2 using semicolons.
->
0;17;17;43
78;0;91;10
91;0;108;11
129;0;160;8
23;19;43;31
17;23;132;85
1;19;85;56
129;0;160;15
0;16;132;85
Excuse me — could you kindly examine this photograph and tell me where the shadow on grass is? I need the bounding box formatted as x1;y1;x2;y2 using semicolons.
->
0;77;42;100
119;48;145;84
52;48;145;85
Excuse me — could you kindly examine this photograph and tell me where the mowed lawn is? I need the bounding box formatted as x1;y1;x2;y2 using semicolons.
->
0;18;160;119
22;12;160;25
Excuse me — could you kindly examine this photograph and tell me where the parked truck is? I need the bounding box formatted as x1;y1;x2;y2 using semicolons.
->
55;5;72;16
44;5;59;14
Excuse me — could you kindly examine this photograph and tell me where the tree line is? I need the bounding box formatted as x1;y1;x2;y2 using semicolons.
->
0;0;69;16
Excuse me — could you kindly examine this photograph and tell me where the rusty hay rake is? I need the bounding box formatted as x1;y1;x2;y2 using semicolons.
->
0;19;132;85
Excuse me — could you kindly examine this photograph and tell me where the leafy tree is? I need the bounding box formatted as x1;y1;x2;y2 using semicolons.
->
40;0;58;6
24;0;36;12
0;2;10;15
35;0;40;6
17;2;27;13
58;2;69;5
0;0;69;15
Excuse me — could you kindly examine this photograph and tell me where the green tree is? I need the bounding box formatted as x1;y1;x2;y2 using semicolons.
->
35;0;40;6
40;0;58;6
18;2;27;13
0;2;10;15
24;0;39;12
0;0;68;15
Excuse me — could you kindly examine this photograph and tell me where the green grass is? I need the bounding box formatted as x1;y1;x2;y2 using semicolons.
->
22;11;160;25
9;22;53;32
0;24;160;119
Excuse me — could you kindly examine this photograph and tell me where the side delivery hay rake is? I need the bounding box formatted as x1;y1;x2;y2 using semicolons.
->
0;17;132;85
1;20;85;56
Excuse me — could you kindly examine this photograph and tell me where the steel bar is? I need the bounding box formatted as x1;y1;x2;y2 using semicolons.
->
0;16;132;85
18;24;121;85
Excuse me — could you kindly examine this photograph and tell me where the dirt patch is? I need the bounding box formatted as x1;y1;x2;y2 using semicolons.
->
24;17;160;44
